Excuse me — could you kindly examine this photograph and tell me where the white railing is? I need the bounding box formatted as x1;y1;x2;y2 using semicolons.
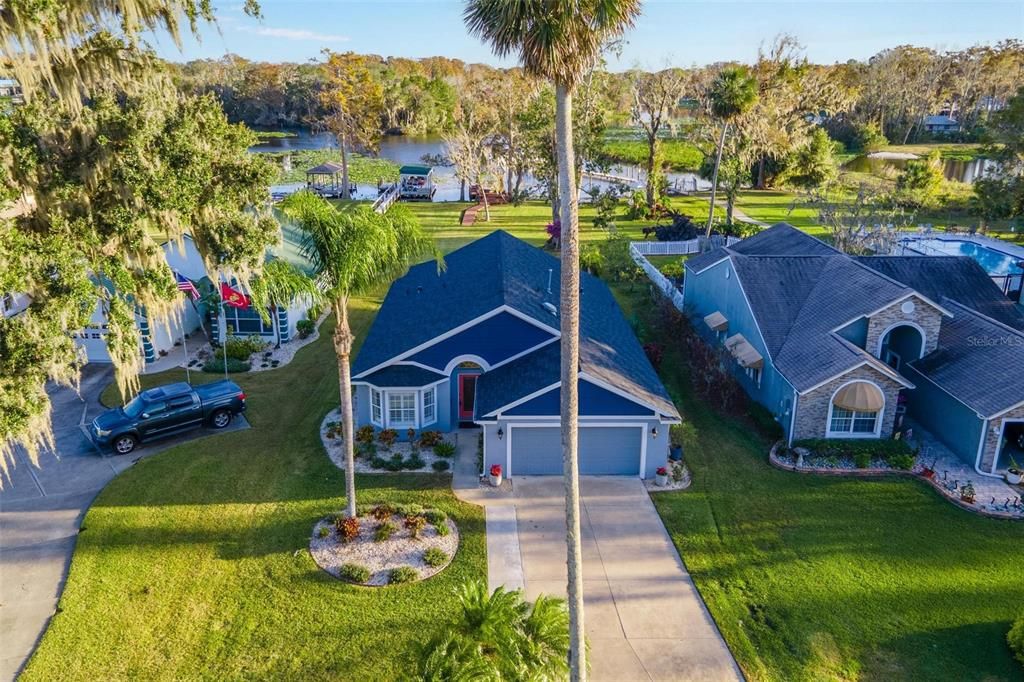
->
630;235;742;256
629;244;685;311
630;238;701;256
371;184;400;214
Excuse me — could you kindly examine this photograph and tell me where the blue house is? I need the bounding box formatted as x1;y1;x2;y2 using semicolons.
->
683;223;1024;478
351;231;681;479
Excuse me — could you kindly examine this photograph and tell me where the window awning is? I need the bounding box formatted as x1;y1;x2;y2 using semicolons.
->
703;311;729;332
725;334;763;369
833;382;883;412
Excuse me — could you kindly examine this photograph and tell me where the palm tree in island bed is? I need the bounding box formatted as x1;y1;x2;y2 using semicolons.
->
248;259;323;349
464;2;641;678
704;65;759;237
280;192;439;517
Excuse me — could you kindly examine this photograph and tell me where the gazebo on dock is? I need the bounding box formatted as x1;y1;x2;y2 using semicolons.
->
306;161;356;197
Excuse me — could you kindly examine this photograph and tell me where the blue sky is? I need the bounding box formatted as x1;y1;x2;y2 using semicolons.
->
155;1;1023;68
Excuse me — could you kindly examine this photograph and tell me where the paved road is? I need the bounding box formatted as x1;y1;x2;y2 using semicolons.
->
479;475;743;682
0;365;247;680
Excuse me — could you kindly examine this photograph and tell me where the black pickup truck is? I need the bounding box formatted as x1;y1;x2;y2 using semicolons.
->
90;380;247;454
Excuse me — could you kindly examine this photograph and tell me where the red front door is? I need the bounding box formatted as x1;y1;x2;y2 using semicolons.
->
458;374;478;420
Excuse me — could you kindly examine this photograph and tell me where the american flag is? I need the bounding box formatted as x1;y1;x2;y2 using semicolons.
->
175;271;200;300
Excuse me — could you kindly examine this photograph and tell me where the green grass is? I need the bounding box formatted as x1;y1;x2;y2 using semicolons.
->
731;191;826;237
26;296;486;681
882;143;987;161
269;149;401;185
600;138;705;172
611;283;1024;682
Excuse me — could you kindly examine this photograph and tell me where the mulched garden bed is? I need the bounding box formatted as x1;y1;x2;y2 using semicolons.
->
310;504;460;586
320;409;457;474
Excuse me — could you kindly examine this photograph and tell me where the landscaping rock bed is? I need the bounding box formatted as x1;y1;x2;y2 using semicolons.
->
310;505;459;586
320;408;457;473
644;460;692;492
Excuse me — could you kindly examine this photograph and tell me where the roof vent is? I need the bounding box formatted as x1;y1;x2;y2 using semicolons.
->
543;302;558;316
416;286;423;295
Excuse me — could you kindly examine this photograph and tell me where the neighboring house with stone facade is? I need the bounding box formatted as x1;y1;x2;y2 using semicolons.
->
683;223;1024;479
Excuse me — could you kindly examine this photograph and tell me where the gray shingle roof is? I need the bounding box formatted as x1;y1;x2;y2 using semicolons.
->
355;231;679;420
707;224;1022;404
357;365;446;387
684;247;728;273
856;256;1024;331
910;301;1024;417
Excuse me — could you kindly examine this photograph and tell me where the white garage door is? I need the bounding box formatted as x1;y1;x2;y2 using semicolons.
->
74;329;112;363
509;425;642;476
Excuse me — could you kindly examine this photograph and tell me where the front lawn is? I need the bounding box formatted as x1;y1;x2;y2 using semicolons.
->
613;284;1024;681
24;300;486;681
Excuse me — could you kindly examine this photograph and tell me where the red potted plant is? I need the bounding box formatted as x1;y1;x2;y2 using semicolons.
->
655;466;669;487
489;464;503;487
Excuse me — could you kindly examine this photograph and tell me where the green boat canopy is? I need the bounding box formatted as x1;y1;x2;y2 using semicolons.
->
399;165;432;176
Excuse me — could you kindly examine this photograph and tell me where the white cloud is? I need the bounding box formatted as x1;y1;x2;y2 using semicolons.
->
237;25;349;43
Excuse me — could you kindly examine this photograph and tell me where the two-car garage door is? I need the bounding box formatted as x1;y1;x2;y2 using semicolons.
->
509;425;642;476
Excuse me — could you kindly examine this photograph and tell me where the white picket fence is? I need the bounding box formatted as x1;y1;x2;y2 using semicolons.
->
630;235;742;257
629;243;685;310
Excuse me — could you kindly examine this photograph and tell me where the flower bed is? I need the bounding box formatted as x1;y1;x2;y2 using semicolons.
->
644;459;691;492
310;504;459;586
320;409;457;473
781;438;918;472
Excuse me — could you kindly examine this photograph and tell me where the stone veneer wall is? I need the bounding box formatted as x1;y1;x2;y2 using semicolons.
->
865;295;944;359
981;404;1024;471
793;365;905;441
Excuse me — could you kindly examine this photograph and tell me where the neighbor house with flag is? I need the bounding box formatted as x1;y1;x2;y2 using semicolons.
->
74;221;318;365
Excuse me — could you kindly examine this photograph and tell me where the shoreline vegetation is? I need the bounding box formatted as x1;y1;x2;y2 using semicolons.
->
266;149;401;185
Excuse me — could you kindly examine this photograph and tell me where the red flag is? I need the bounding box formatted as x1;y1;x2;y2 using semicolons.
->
220;282;250;308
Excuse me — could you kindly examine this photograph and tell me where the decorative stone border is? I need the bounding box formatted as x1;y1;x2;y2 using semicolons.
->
644;461;692;492
768;441;1023;520
310;512;460;586
320;408;455;474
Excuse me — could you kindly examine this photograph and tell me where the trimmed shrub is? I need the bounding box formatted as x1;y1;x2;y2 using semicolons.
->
424;509;447;525
317;526;331;539
378;428;398;450
853;451;872;469
404;454;426;470
795;438;914;462
422;547;449;568
1009;613;1024;667
374;521;397;542
418;430;443;447
335;516;360;542
295;318;316;339
394;503;425;517
339;563;371;584
888;453;917;470
202;357;250;373
433;520;450;537
355;425;376;444
225;334;267;361
371;504;394;522
370;456;389;470
404;514;428;539
389;566;418;584
433;441;456;458
431;459;450;472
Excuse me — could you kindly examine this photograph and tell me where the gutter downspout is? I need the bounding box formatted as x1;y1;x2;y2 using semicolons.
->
787;389;799;447
973;417;1002;479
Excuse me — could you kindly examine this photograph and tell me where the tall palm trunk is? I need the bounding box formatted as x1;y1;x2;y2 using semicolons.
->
645;134;658;211
332;297;357;517
555;81;586;681
271;304;281;348
705;122;729;237
340;132;351;201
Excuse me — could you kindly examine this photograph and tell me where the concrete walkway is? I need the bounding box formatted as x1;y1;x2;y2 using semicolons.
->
451;433;741;682
0;365;248;680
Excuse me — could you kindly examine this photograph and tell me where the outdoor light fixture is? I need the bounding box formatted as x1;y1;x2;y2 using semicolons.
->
497;427;504;440
651;426;659;438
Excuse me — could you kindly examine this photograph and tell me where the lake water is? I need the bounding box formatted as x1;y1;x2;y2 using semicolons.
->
253;128;708;202
843;155;998;183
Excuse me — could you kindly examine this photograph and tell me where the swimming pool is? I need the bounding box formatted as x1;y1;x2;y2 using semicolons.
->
901;238;1024;276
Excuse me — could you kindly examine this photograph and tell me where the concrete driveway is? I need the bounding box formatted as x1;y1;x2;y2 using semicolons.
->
0;364;248;681
488;477;742;682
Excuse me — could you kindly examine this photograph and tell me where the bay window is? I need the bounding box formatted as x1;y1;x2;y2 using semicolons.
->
387;392;417;427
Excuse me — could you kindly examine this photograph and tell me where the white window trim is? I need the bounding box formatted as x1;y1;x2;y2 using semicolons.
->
386;391;418;429
422;386;437;426
824;379;885;439
370;388;383;427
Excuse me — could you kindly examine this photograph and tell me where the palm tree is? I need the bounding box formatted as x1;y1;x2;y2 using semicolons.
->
247;259;323;349
704;66;759;237
464;3;640;678
419;581;570;681
280;193;438;517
